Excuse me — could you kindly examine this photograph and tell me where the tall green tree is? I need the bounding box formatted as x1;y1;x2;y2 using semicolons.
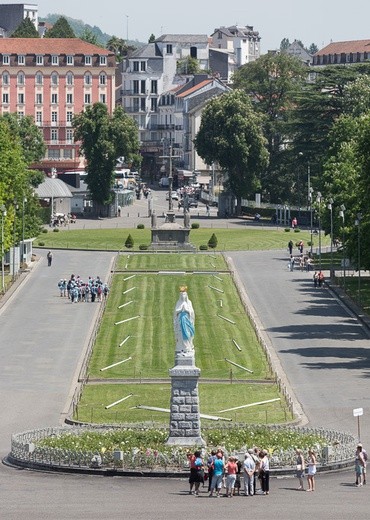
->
233;53;306;202
177;56;201;74
308;43;319;54
194;90;269;214
1;114;46;169
45;16;75;38
73;103;140;216
280;38;290;51
106;36;133;62
80;28;100;46
148;34;156;43
11;17;39;38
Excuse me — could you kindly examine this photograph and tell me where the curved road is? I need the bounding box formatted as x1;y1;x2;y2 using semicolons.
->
1;195;369;518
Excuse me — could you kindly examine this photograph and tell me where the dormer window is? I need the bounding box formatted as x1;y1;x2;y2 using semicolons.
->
99;55;107;66
85;55;92;66
18;55;25;65
51;55;59;66
166;44;172;54
2;54;9;65
36;55;44;65
66;55;74;66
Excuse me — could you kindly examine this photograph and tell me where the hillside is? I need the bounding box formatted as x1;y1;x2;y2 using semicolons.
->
39;13;143;48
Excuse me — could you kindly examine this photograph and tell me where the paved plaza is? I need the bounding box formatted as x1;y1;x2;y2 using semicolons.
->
1;189;369;518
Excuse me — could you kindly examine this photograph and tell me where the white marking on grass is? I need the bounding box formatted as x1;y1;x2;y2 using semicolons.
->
232;339;242;351
213;275;223;282
135;405;231;421
119;336;131;347
125;264;128;269
123;287;136;295
224;358;253;373
118;301;133;309
218;299;223;308
208;285;224;293
217;314;235;324
114;315;140;325
158;271;186;275
216;398;280;414
100;356;132;371
105;394;133;410
211;263;216;268
123;275;136;281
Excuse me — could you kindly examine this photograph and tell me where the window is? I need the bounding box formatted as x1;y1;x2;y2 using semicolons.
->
2;93;9;104
48;149;60;159
133;80;139;94
51;129;58;143
17;111;24;118
99;56;107;66
66;93;73;104
2;72;9;85
140;61;146;71
166;44;173;54
141;80;146;93
66;72;74;85
66;111;73;123
85;55;92;66
63;148;73;159
151;80;158;94
36;111;42;124
99;73;106;85
133;98;139;111
133;61;139;72
51;111;58;123
100;93;106;103
51;55;59;66
66;55;74;66
151;98;157;111
140;98;146;111
84;73;92;85
18;93;25;104
84;93;91;104
51;93;58;104
2;55;9;65
18;55;25;65
35;72;43;85
51;72;58;85
36;55;44;65
36;93;43;104
17;72;25;85
66;129;73;144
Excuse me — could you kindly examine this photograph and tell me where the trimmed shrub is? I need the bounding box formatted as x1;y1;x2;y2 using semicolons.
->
208;233;218;249
293;228;301;233
41;228;48;234
139;244;149;250
137;224;145;229
284;228;291;232
52;228;59;232
125;234;134;249
191;223;200;229
38;241;45;246
199;244;208;250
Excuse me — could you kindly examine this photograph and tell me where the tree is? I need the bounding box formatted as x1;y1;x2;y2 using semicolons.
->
208;233;218;249
125;234;134;249
308;43;319;54
233;53;306;202
1;114;46;166
194;90;269;214
177;56;201;74
45;16;75;38
73;103;140;216
106;36;134;62
280;38;290;51
80;28;99;46
148;34;156;43
11;17;39;38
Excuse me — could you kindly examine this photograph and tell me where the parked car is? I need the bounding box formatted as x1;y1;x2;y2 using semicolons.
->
166;192;179;201
179;198;198;208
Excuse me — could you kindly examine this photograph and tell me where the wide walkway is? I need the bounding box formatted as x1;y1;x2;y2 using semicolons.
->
1;193;369;518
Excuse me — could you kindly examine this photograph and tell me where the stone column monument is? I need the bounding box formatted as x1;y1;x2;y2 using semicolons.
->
166;286;204;446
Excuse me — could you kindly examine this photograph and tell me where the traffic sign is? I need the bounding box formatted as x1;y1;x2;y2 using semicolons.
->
353;407;364;417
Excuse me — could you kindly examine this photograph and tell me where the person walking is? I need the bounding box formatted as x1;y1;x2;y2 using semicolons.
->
47;251;53;266
288;240;293;255
318;271;325;287
306;449;317;491
355;444;366;487
295;448;306;490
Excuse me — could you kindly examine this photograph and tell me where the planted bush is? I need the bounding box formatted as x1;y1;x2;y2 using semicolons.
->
191;223;200;229
53;228;59;232
38;241;45;246
199;244;208;251
125;234;134;249
293;228;301;233
137;224;145;229
208;233;218;249
139;244;149;250
42;228;48;234
284;228;291;232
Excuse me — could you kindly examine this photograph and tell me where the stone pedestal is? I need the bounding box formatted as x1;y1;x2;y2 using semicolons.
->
166;355;205;446
149;212;196;251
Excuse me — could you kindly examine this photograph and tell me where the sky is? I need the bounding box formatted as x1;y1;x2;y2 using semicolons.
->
35;0;370;52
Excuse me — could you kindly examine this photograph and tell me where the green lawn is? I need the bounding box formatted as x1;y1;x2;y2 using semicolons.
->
116;252;228;271
88;273;268;380
75;383;289;425
36;227;327;252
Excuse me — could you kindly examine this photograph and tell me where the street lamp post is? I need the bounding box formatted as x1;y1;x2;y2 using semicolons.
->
1;204;6;293
21;197;27;264
339;205;346;289
355;212;362;304
316;192;322;271
12;200;18;281
327;198;334;280
308;186;313;257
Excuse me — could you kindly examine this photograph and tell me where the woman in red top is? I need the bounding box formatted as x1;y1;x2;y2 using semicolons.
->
225;456;238;497
187;450;204;495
